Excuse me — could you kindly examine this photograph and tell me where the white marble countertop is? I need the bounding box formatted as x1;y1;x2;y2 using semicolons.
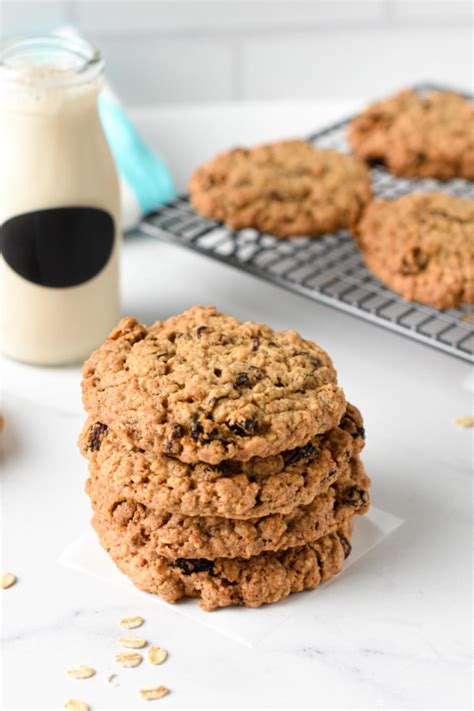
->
1;100;473;711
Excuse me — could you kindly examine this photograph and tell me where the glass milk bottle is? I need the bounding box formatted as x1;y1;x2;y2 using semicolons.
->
0;36;120;365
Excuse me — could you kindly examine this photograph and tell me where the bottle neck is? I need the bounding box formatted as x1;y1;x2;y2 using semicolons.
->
0;35;104;112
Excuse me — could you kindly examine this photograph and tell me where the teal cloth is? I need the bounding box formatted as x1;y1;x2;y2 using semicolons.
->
99;95;176;214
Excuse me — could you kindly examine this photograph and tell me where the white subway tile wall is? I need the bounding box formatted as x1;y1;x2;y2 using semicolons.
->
1;0;472;104
241;27;473;100
73;0;387;33
389;0;473;22
2;1;69;35
97;35;237;104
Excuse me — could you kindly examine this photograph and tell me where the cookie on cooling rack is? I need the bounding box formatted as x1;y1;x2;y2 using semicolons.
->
348;89;474;180
355;193;474;309
189;139;372;238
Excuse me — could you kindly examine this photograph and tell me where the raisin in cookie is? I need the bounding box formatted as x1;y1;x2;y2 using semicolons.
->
348;90;474;180
87;455;369;560
82;306;346;464
79;403;365;519
92;512;353;610
355;193;474;309
189;139;372;238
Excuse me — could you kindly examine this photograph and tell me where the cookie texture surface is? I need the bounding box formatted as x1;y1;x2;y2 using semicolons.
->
355;193;474;309
189;139;372;238
80;403;365;519
87;455;369;560
348;89;474;180
82;306;346;464
92;512;353;610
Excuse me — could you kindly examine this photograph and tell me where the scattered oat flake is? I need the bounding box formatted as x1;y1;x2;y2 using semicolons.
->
120;615;144;629
461;312;472;323
64;700;89;711
118;635;147;649
139;685;169;701
115;651;143;667
454;416;474;428
67;665;96;679
148;646;168;665
1;573;16;590
107;673;120;687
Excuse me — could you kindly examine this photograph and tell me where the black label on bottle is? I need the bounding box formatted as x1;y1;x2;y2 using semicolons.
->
0;207;115;288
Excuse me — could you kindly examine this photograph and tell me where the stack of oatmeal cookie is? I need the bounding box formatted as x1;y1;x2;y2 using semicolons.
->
79;306;370;611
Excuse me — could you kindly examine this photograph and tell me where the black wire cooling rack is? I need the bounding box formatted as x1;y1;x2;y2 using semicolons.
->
139;88;474;363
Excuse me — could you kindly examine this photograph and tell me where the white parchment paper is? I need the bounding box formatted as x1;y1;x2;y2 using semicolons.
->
58;507;403;647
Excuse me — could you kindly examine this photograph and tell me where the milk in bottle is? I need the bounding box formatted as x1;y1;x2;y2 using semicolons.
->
0;36;120;364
